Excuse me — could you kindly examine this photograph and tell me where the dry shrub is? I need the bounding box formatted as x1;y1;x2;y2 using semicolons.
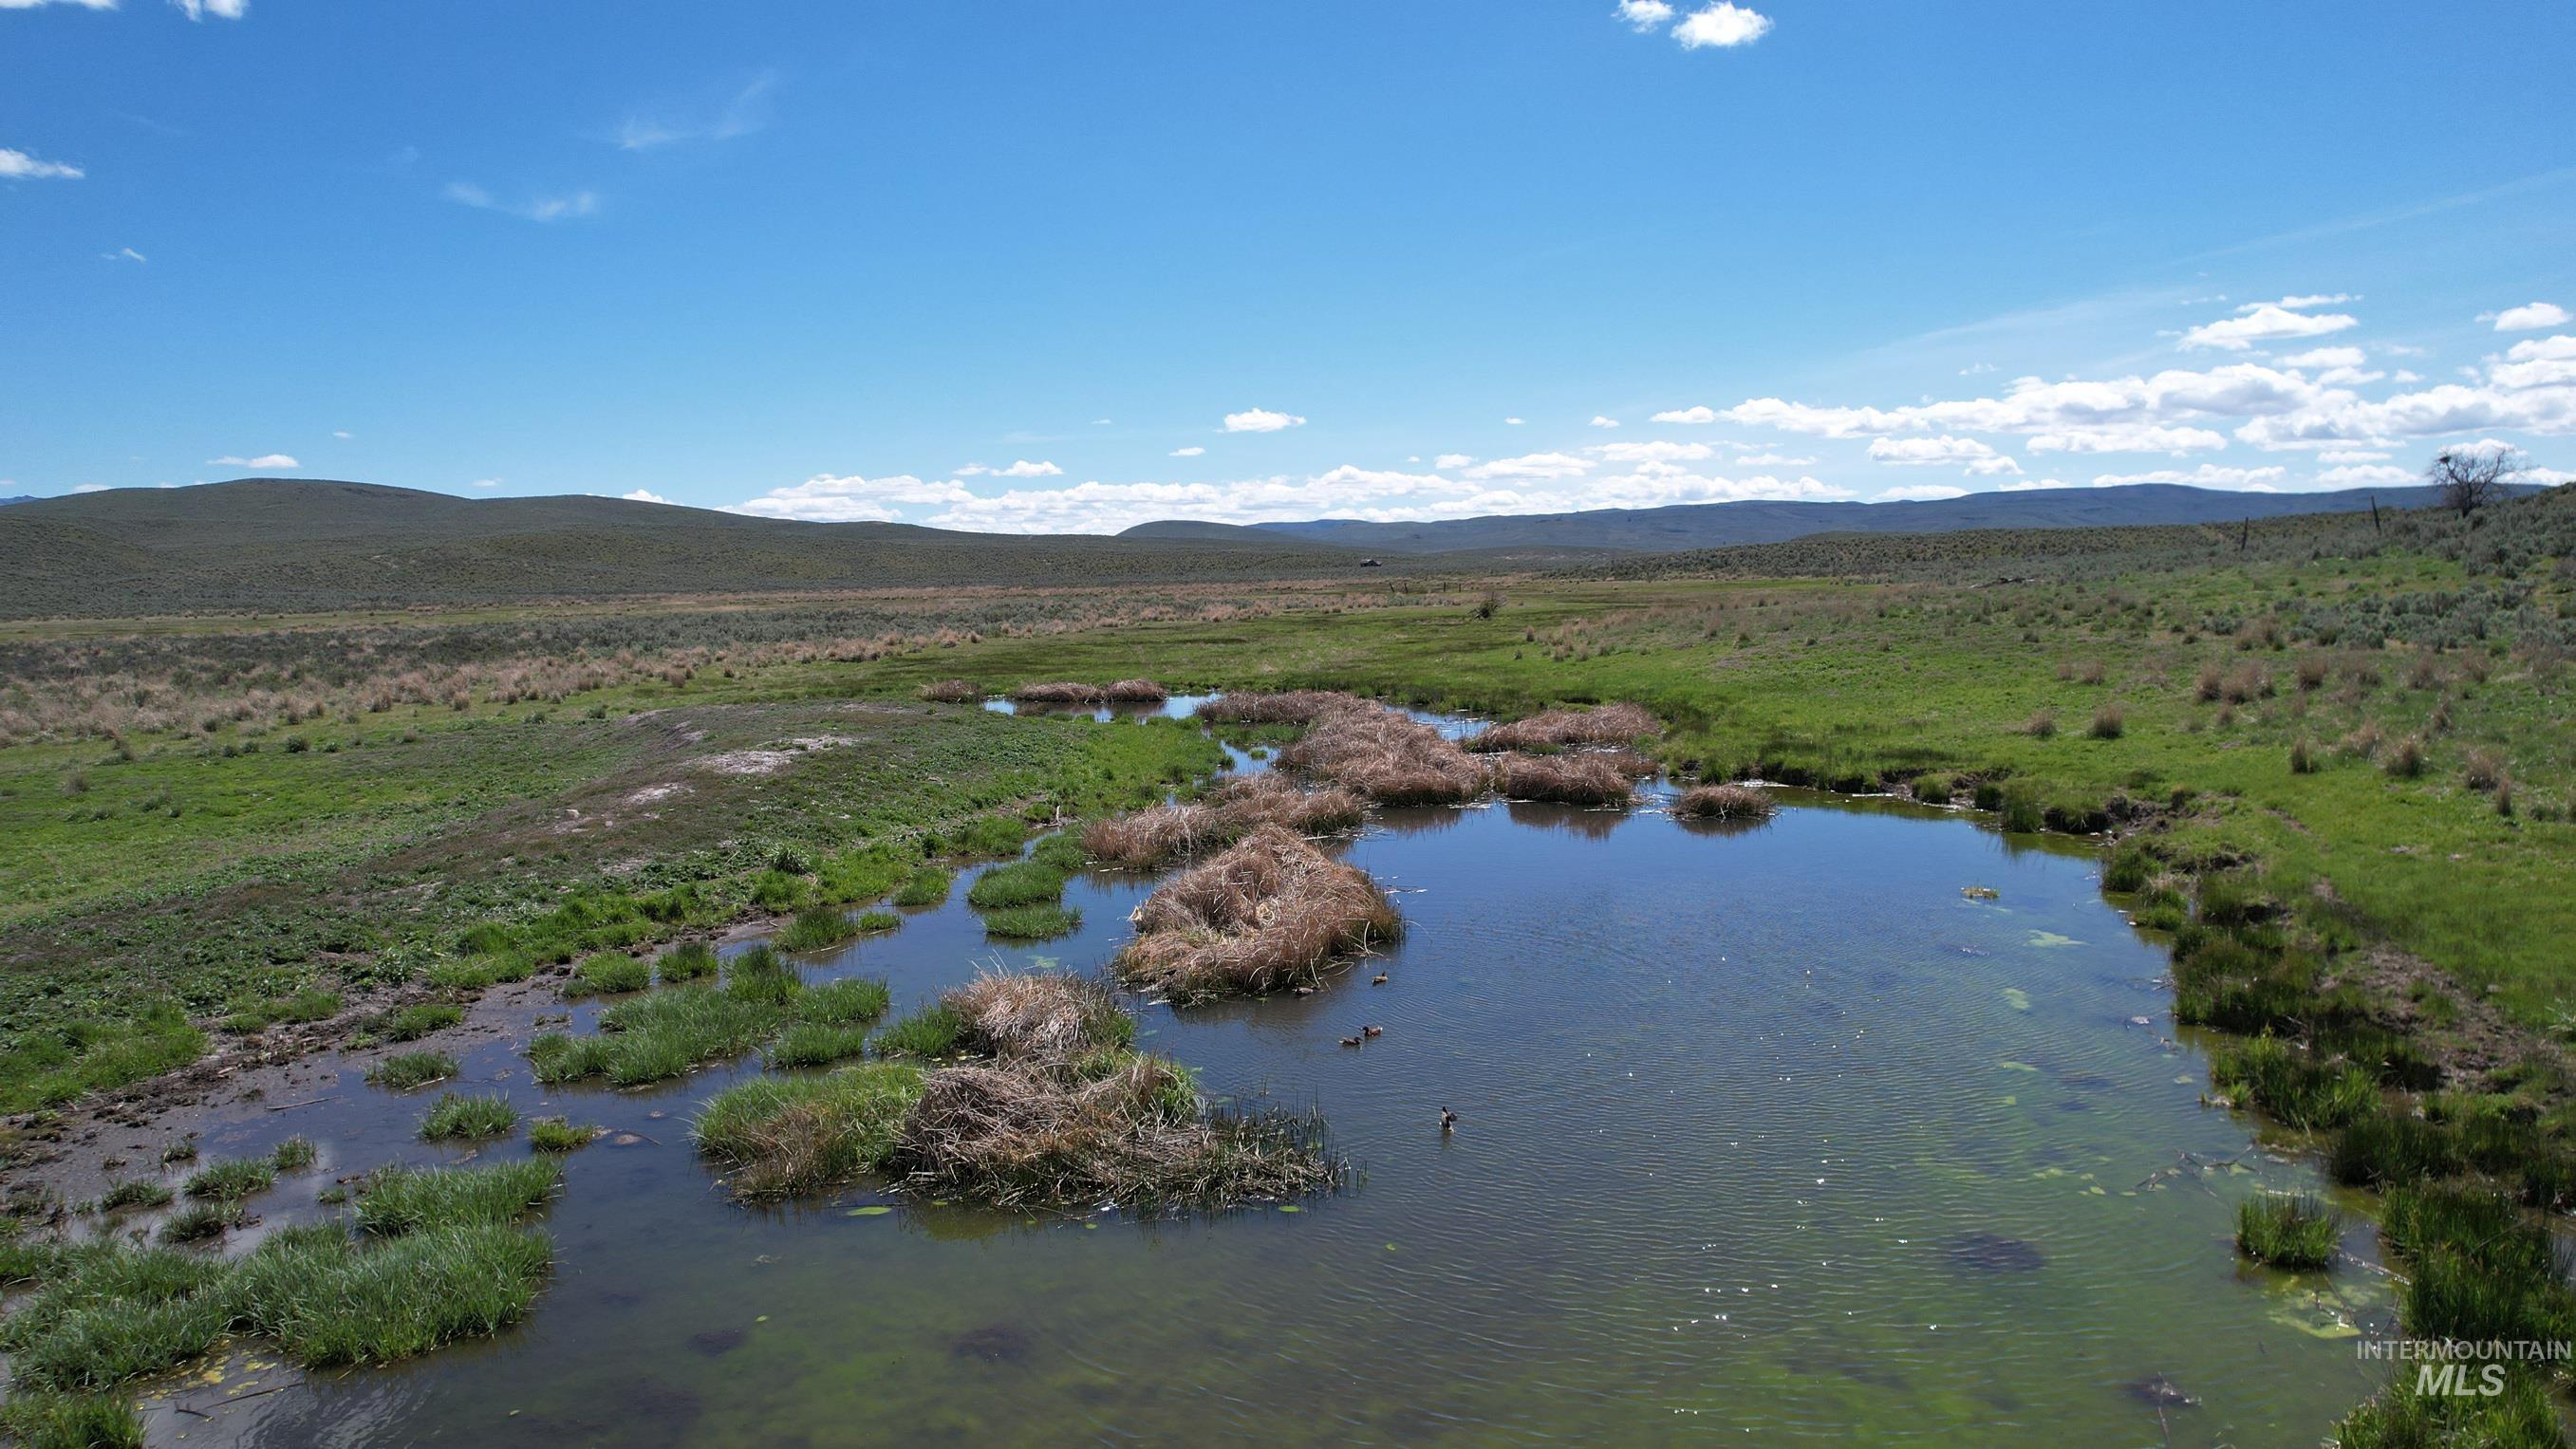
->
1081;775;1364;868
1011;681;1106;704
1491;752;1633;807
1102;678;1169;702
2463;749;2507;792
2023;711;2058;739
1673;784;1777;821
1466;702;1659;753
1273;704;1486;805
2386;734;2427;778
2407;653;2445;691
917;678;980;703
1117;825;1400;1000
2220;662;2271;703
1595;748;1663;778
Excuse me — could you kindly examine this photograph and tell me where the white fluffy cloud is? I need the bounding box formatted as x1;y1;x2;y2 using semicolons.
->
2089;464;2287;489
954;459;1062;478
1672;3;1772;47
1458;452;1591;481
725;472;974;523
1732;452;1815;467
173;0;246;17
1876;484;1968;502
2179;301;2358;352
443;182;598;222
1222;407;1304;433
2485;302;2569;332
1593;440;1713;464
1588;415;1621;428
1433;454;1475;469
1650;404;1720;424
2281;346;2366;369
1865;436;2022;474
206;454;298;470
1169;446;1205;457
619;489;673;505
0;147;84;180
2026;424;2227;455
1615;0;1675;31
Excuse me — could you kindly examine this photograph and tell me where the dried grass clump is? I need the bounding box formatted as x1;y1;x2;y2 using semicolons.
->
1466;702;1659;753
1274;706;1486;806
1491;752;1633;807
1117;826;1400;1000
917;678;980;703
1081;774;1366;868
1100;678;1169;702
943;971;1132;1062
1010;681;1106;704
1674;784;1777;821
890;1054;1336;1211
1195;690;1370;725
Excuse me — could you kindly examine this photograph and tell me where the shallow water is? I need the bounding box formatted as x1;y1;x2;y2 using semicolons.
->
131;758;2387;1446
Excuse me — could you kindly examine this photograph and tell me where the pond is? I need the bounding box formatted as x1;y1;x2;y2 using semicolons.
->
125;740;2386;1446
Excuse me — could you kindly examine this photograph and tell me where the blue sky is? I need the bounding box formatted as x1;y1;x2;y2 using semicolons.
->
5;1;2573;530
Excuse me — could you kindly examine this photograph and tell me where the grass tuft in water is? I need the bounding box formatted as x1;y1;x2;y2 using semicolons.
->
180;1158;274;1202
2234;1193;2338;1269
872;1002;968;1060
271;1137;318;1172
0;1390;146;1449
965;860;1067;910
2209;1034;2378;1129
890;865;953;908
366;1050;458;1091
419;1092;518;1142
96;1180;172;1213
562;952;649;997
355;1160;559;1235
157;1200;244;1244
694;1063;927;1198
777;907;859;953
980;904;1083;941
655;941;719;984
526;1117;598;1153
376;1003;463;1041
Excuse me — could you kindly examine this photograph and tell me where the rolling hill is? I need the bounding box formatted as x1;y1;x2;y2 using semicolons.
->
0;479;1409;618
1123;482;2477;553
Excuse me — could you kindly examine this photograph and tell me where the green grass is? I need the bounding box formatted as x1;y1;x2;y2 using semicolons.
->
2210;1034;2379;1130
2234;1192;2338;1269
95;1180;171;1212
890;865;952;908
765;1021;873;1068
655;940;719;983
777;906;859;953
797;977;892;1025
376;1003;464;1042
562;952;649;997
527;1116;597;1153
365;1050;458;1091
872;1001;968;1060
0;1391;145;1449
418;1092;518;1142
980;904;1083;941
527;968;887;1087
855;909;900;933
691;1062;925;1198
965;860;1067;909
353;1160;558;1235
271;1136;318;1172
157;1200;243;1243
954;814;1030;857
180;1158;274;1202
1029;832;1090;872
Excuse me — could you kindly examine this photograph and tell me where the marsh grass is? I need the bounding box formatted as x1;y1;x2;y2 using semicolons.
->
2235;1192;2338;1269
766;1021;875;1068
419;1092;518;1142
890;865;953;908
956;814;1031;857
0;1391;145;1449
526;1117;597;1153
2211;1034;2378;1129
1465;702;1658;753
529;964;885;1087
366;1050;458;1091
1271;697;1487;806
158;1200;244;1243
271;1137;317;1172
354;1160;557;1235
1029;832;1090;873
181;1158;275;1202
377;1003;463;1042
96;1180;172;1213
966;860;1068;910
872;1003;968;1060
655;941;719;984
980;904;1083;940
855;909;900;933
917;678;980;703
562;952;649;997
1491;752;1633;807
694;1062;926;1198
778;907;859;953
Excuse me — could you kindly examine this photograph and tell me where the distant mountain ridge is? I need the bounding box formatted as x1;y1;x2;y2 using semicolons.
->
1121;482;2480;553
